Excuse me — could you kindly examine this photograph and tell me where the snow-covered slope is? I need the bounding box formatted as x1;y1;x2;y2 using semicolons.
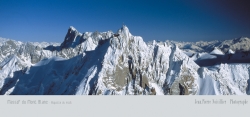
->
198;63;250;95
0;26;250;95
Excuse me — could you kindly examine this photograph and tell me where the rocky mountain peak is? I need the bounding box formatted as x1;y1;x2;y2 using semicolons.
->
60;26;82;49
0;26;250;95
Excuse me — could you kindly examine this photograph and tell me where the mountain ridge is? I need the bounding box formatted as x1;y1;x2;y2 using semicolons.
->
0;26;250;95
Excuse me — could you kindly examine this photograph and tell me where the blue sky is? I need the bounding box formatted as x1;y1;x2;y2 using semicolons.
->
0;0;249;42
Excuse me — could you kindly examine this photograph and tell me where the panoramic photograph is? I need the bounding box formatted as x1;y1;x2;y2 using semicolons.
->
0;0;250;95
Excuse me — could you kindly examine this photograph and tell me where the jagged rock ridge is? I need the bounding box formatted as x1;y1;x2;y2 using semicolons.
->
0;26;250;95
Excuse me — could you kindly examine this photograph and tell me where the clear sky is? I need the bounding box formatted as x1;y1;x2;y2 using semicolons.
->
0;0;250;42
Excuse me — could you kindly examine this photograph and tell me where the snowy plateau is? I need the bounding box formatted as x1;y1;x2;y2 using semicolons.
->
1;26;250;95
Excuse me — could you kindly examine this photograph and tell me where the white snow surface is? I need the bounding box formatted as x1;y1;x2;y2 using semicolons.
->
210;47;224;55
227;49;235;54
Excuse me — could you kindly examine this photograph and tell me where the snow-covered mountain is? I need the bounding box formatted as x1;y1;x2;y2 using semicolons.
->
0;26;250;95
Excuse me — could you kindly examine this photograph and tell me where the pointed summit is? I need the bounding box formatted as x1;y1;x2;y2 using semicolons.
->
121;25;129;32
69;26;77;31
117;25;131;38
210;47;224;55
61;26;82;48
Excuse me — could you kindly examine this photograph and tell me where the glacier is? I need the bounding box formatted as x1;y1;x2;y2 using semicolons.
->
0;26;250;95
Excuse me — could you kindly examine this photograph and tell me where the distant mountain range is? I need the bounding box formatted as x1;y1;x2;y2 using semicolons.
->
0;26;250;95
167;36;250;53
